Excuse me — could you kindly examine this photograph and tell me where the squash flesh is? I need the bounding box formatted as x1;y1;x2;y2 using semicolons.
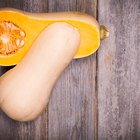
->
0;21;26;55
0;10;100;66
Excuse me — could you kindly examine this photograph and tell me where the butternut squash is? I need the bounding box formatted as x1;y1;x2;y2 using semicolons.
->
0;8;108;66
0;22;80;121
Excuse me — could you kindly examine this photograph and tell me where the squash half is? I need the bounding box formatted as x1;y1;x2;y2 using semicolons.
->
0;8;108;66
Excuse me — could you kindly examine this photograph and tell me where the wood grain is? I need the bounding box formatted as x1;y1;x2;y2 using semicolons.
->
47;0;97;140
98;0;140;139
0;0;97;140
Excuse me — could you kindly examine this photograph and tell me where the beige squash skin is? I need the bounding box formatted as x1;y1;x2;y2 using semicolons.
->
0;22;80;121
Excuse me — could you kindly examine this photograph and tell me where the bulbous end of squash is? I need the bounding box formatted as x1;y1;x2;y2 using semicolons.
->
0;8;109;66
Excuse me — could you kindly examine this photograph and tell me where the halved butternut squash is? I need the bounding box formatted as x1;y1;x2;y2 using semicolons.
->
0;8;108;66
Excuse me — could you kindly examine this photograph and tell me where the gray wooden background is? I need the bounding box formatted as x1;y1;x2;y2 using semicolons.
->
0;0;140;140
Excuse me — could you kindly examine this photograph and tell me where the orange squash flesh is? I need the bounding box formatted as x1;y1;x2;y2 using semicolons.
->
0;8;100;66
0;21;26;55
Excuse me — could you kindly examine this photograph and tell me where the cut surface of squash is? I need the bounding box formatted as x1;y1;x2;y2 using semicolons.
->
0;21;25;55
0;8;100;66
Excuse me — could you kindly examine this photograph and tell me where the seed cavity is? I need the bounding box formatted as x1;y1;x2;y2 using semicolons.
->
0;21;26;55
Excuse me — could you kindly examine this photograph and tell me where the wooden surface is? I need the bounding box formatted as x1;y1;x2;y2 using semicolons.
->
98;0;140;140
0;0;139;140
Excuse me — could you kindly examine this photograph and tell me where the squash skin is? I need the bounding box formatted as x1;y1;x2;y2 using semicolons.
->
0;22;80;121
0;8;100;66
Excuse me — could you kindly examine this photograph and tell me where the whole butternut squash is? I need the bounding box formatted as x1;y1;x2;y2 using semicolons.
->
0;22;80;121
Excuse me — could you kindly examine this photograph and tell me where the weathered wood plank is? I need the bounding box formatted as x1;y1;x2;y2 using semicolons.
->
0;0;24;9
98;0;140;139
0;1;48;140
47;0;97;140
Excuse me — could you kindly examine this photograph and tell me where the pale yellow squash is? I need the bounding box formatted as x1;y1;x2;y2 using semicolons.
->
0;22;80;121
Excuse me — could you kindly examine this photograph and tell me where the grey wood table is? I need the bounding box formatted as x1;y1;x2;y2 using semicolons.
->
0;0;140;140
